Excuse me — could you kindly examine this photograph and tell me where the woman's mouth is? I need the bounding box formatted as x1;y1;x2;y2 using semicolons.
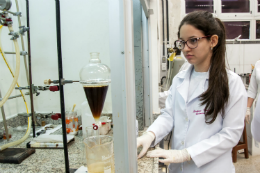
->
185;55;193;59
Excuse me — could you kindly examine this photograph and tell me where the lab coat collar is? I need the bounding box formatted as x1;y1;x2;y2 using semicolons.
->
176;65;210;80
176;65;209;104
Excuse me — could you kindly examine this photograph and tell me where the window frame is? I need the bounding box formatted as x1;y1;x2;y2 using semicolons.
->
181;0;260;41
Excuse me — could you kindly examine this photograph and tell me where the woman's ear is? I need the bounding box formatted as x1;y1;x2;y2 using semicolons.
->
211;35;219;48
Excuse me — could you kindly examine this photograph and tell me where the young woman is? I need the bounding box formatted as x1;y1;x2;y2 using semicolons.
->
246;60;260;124
252;94;260;142
137;11;247;173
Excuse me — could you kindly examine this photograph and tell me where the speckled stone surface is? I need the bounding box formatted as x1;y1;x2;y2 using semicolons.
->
133;0;144;130
0;127;158;173
0;116;27;129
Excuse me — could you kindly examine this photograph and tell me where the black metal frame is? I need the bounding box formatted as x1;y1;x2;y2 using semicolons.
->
54;0;70;172
26;0;70;172
26;0;36;138
162;0;165;56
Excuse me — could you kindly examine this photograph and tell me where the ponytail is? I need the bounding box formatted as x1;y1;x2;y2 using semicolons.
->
178;11;229;124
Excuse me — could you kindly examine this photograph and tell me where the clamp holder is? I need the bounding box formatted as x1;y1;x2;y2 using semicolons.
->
19;26;29;36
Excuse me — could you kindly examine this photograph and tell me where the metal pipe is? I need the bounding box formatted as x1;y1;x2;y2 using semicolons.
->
26;0;36;138
0;92;29;101
55;0;70;172
162;0;165;56
4;51;27;55
6;10;21;16
0;89;10;141
15;0;30;86
166;0;169;43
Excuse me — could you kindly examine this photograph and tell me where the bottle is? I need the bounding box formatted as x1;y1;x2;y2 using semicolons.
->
65;111;73;134
73;112;79;132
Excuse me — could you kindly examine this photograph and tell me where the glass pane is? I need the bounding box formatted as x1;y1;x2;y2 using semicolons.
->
222;0;250;13
185;0;213;13
258;0;260;12
223;21;250;39
256;21;260;39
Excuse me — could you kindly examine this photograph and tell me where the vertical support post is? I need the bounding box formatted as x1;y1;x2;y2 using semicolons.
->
166;0;169;43
54;0;70;172
109;0;137;172
142;9;151;127
26;0;36;138
0;89;9;141
162;0;165;56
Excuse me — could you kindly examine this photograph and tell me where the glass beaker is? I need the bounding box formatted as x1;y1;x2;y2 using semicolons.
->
82;126;95;166
84;135;114;173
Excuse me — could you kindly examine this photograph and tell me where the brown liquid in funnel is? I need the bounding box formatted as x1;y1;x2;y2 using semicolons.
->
84;85;108;120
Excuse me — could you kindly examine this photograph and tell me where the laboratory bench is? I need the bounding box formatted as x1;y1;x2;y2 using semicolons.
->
0;127;158;173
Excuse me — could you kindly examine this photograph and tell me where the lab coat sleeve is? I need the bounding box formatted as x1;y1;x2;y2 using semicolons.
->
147;86;175;147
159;90;169;108
248;63;258;99
186;75;247;168
251;95;260;142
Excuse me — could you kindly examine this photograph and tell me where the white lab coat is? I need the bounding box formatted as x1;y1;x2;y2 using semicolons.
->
248;60;260;143
148;65;247;173
252;95;260;142
248;60;260;99
159;61;191;108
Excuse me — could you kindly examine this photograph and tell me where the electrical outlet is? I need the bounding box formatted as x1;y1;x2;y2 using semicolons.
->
162;57;166;63
162;63;167;71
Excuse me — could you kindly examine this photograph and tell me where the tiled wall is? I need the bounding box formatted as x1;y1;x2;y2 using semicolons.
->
227;44;260;74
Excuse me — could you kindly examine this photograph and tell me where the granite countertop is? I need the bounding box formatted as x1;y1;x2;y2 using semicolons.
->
0;126;158;173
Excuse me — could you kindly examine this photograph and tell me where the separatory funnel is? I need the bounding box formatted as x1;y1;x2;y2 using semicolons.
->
79;52;111;136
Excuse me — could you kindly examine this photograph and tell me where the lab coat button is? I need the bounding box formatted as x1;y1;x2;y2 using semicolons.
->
185;117;188;122
181;141;184;145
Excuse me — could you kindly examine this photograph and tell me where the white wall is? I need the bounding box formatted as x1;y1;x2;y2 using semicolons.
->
0;0;112;121
226;44;260;74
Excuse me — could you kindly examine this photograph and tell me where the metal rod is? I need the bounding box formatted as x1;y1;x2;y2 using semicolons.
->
0;89;10;141
0;93;29;101
4;51;27;55
15;0;30;85
6;10;20;16
166;0;169;43
162;0;165;56
55;0;70;172
26;0;36;138
4;51;16;54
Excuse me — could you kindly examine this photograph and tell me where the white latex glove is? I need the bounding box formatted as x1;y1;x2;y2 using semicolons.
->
245;107;250;124
146;147;191;164
137;132;155;158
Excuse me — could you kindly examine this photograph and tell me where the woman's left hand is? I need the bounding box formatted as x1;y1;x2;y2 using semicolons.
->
146;148;191;164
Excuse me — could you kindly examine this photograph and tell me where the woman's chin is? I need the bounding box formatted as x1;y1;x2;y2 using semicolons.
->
187;59;196;65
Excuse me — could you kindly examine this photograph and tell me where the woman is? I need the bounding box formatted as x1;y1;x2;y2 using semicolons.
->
248;60;260;142
252;94;260;142
246;60;260;124
137;11;247;173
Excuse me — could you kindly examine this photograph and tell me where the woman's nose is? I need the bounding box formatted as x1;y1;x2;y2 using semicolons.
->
183;43;191;52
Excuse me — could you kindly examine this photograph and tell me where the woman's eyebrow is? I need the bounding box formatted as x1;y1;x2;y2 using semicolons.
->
179;36;197;40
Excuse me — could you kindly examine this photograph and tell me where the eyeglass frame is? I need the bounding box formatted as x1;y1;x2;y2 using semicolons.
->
176;35;212;50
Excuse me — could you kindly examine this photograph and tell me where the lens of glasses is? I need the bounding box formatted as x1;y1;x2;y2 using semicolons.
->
176;38;199;50
176;40;184;50
187;38;198;49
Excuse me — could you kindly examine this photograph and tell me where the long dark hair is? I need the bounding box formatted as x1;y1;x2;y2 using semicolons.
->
178;11;229;124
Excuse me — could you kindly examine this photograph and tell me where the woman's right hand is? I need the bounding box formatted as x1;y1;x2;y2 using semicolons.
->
245;107;251;124
137;131;155;159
